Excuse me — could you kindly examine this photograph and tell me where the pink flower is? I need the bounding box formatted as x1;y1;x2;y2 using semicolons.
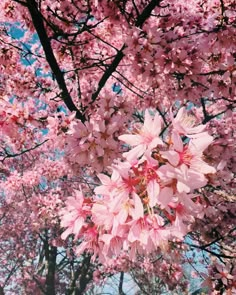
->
147;179;160;208
187;133;216;174
138;156;161;208
158;163;208;193
91;202;114;231
119;110;163;164
128;218;150;246
99;234;123;258
130;192;144;220
60;190;90;240
75;226;100;261
94;166;144;234
161;131;216;174
171;107;206;137
214;263;235;285
157;187;173;209
94;169;121;196
176;192;203;216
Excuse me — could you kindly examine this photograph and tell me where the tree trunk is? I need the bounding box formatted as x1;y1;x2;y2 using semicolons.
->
66;255;92;295
44;240;57;295
0;286;4;295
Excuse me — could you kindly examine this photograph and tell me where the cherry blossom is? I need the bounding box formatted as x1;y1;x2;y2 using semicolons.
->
0;0;235;293
119;110;163;164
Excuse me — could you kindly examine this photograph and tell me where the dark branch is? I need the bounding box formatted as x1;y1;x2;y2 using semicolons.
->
0;286;4;295
77;255;92;295
1;140;48;162
202;104;234;124
186;242;235;259
25;0;86;122
135;0;161;28
118;272;126;295
91;45;126;103
20;0;162;117
90;0;162;103
66;255;92;295
200;97;209;122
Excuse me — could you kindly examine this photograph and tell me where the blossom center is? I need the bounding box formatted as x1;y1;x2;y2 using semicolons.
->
178;147;193;166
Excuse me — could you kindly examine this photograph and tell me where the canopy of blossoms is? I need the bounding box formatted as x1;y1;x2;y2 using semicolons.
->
0;0;235;294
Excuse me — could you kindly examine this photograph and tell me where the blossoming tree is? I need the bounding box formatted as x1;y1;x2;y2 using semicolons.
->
0;0;235;294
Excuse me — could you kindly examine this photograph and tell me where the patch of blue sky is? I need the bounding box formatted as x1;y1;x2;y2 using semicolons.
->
98;273;139;295
51;149;65;160
41;128;49;135
28;32;39;44
54;105;68;115
184;235;210;292
7;22;25;39
186;101;194;110
34;98;48;110
49;180;60;190
39;176;48;191
175;100;194;110
20;53;37;67
175;100;181;108
9;96;16;104
6;22;45;70
19;38;38;67
3;146;13;155
112;82;122;94
0;190;5;199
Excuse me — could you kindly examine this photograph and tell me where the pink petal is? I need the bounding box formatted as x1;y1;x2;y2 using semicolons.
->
177;180;190;193
143;110;153;131
118;134;142;146
147;180;160;207
123;144;146;163
132;193;144;219
128;221;141;243
190;158;216;174
151;113;162;135
172;131;183;152
189;134;214;153
116;207;129;224
158;187;173;208
161;150;180;166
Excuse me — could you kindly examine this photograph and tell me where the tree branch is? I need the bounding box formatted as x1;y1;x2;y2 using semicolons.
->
66;255;92;295
186;242;235;259
90;0;162;103
91;44;126;103
135;0;161;28
1;140;48;163
0;286;4;295
44;236;57;295
118;272;126;295
25;0;86;122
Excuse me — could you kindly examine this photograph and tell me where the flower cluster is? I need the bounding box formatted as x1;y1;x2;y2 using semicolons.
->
65;93;131;172
61;107;216;262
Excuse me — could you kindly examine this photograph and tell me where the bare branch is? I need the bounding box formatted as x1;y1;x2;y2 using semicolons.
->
1;140;48;163
135;0;161;28
118;272;126;295
25;0;86;122
90;0;162;103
